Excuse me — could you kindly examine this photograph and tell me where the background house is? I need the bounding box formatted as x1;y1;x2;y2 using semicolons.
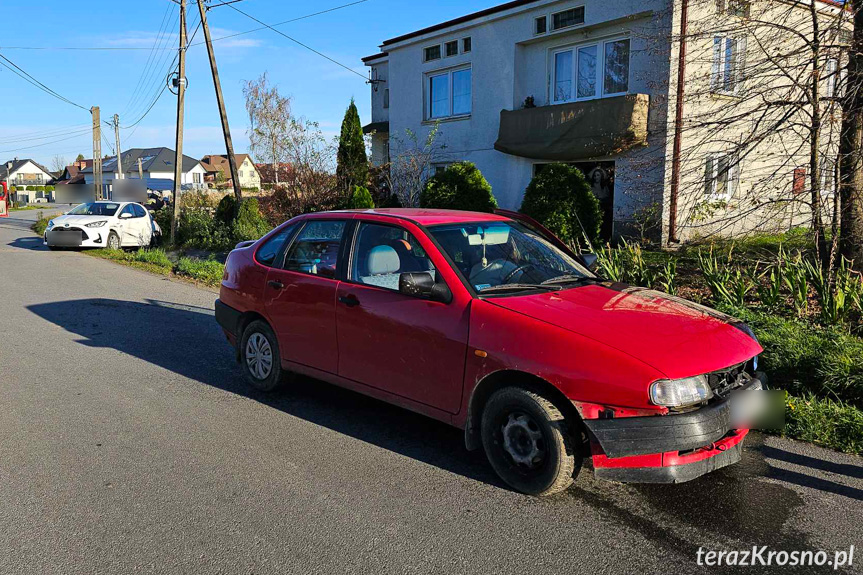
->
80;147;206;199
201;154;261;189
0;158;56;204
364;0;847;244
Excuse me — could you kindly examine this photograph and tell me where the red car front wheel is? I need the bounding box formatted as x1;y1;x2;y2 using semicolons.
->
481;387;581;496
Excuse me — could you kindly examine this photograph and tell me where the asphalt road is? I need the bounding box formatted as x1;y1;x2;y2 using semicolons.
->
1;209;862;575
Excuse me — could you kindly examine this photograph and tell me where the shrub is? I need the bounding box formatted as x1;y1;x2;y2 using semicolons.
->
215;194;238;227
420;162;497;213
35;186;45;192
233;197;271;243
520;164;602;246
348;185;375;209
45;185;54;192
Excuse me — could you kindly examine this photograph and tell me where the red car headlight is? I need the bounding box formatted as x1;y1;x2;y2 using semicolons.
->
649;375;713;408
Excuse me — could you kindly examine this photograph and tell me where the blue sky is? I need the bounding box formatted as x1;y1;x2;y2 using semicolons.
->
0;0;499;169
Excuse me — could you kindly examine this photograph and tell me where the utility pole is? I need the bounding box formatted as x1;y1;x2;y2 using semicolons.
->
91;106;103;201
171;0;188;244
197;0;242;202
138;157;144;180
113;114;124;181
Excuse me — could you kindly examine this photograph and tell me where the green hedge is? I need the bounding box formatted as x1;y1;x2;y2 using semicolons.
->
520;163;602;246
420;162;497;213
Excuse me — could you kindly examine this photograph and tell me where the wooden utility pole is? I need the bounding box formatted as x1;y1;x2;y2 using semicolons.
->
138;157;144;180
171;0;188;244
91;106;103;200
197;0;242;202
113;114;123;181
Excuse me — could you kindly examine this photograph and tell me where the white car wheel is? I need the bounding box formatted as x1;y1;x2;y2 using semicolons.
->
107;231;121;250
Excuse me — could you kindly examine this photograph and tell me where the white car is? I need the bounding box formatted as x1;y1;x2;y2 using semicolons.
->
44;201;161;250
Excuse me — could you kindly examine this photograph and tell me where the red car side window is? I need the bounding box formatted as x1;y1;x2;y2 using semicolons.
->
283;220;346;279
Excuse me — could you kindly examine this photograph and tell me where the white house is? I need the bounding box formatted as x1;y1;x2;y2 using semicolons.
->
363;0;848;243
81;147;207;198
0;158;55;203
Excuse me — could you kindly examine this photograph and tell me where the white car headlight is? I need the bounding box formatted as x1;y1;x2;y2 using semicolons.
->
649;375;713;407
85;220;107;228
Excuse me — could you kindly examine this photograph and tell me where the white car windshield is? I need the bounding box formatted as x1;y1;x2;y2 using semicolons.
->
429;221;595;295
69;202;121;217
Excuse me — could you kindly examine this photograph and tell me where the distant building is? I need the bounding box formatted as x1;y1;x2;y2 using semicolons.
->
201;154;261;189
0;158;55;203
80;147;206;198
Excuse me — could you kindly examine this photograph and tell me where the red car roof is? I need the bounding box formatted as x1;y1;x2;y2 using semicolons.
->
336;208;512;226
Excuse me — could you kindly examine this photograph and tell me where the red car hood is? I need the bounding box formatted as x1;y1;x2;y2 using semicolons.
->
486;283;762;379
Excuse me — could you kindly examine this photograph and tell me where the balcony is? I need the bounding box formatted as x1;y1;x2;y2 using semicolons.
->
494;94;649;161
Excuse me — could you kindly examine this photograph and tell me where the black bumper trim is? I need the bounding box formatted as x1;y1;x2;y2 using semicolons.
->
215;299;242;337
594;440;743;483
583;372;766;458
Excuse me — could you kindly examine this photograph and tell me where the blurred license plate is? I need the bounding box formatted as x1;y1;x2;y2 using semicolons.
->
48;230;83;246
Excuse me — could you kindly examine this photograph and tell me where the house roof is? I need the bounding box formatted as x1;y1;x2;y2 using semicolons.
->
362;51;389;63
201;154;253;174
381;0;541;46
80;148;201;175
0;158;54;180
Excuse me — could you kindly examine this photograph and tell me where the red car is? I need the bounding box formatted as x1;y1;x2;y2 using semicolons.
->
216;208;765;496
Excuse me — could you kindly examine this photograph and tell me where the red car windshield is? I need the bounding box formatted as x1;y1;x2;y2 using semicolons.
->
429;221;594;295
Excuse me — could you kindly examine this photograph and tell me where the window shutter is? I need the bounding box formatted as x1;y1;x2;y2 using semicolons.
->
711;37;722;91
704;157;715;197
735;36;747;93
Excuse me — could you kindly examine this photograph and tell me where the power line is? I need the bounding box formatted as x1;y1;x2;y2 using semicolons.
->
224;2;368;80
0;52;90;112
0;129;92;154
0;125;91;143
122;0;178;117
0;0;370;52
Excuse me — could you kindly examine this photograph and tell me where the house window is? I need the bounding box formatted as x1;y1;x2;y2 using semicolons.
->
712;36;746;94
551;7;585;31
433;163;452;176
792;167;807;195
424;45;441;62
428;67;472;119
463;37;472;53
552;38;629;103
704;153;739;200
239;170;244;178
825;58;839;98
384;88;390;109
535;16;547;35
445;40;459;57
193;172;202;184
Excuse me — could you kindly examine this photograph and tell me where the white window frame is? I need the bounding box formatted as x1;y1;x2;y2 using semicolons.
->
424;45;441;62
704;152;739;201
551;36;631;104
711;35;746;95
534;15;548;36
426;65;472;120
550;6;585;31
825;58;839;98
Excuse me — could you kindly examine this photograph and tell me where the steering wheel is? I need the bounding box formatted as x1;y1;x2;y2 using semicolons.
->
502;263;535;283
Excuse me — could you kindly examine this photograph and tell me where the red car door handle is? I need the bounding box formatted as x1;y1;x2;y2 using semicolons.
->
338;295;360;308
267;280;284;290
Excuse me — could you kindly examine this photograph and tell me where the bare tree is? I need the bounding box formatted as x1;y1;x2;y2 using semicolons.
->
840;0;863;267
655;0;851;265
243;73;292;185
51;155;67;173
384;124;446;207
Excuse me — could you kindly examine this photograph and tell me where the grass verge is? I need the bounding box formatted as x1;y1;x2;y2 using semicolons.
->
86;248;224;287
786;394;863;455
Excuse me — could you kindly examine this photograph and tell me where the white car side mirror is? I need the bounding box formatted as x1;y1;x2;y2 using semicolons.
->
119;212;132;219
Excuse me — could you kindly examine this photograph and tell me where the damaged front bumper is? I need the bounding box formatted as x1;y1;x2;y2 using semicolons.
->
583;372;767;483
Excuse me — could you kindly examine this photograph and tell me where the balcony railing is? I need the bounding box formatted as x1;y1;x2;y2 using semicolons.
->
494;94;649;161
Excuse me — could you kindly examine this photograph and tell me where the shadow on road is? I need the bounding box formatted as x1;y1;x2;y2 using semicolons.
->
26;298;502;489
7;236;47;251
